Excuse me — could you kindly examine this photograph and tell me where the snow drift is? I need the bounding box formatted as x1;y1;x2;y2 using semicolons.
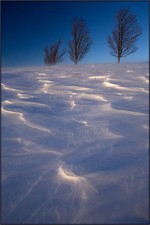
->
2;63;149;223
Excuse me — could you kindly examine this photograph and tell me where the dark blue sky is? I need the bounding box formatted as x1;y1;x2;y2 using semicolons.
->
2;1;149;67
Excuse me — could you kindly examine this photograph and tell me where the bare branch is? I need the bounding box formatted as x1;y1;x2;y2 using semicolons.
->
44;39;66;65
107;8;142;63
68;18;92;64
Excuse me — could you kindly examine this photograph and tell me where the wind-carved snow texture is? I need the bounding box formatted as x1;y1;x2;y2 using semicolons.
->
2;63;149;224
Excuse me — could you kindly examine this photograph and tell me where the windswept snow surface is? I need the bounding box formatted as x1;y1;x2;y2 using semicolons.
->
2;63;149;224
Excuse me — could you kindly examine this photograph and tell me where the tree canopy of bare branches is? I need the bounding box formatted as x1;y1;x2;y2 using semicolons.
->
68;18;92;64
107;8;142;63
44;39;65;65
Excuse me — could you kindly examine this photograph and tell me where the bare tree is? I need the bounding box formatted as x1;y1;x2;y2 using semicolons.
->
44;39;65;65
68;18;92;64
107;8;142;63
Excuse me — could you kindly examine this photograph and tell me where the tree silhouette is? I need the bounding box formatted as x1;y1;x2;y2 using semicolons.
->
68;18;92;64
107;8;142;63
44;39;65;65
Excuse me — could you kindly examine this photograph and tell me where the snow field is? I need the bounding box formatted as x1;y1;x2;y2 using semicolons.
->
2;63;149;223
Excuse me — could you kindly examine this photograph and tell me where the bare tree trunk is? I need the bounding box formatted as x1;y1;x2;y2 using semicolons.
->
68;18;92;64
107;8;142;63
44;39;65;65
